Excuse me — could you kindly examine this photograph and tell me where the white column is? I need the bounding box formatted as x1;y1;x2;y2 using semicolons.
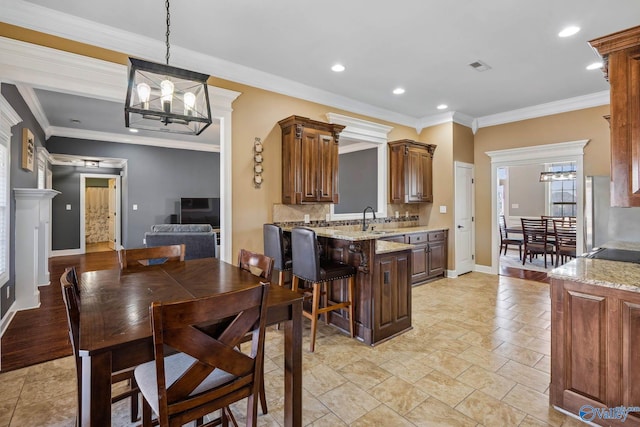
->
14;188;59;310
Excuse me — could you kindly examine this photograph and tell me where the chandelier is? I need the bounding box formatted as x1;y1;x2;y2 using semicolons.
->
124;0;212;135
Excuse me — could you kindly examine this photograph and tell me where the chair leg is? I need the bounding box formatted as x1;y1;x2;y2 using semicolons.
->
142;399;152;427
259;377;268;414
309;282;321;353
291;275;299;292
130;377;139;422
518;245;522;260
347;276;355;338
278;270;285;287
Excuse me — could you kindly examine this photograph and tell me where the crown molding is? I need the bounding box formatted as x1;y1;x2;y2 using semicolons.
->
48;126;220;153
48;152;127;168
485;139;589;164
326;112;393;145
0;92;21;128
15;83;51;137
475;91;610;130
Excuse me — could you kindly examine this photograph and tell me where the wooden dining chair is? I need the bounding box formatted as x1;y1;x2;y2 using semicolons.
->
499;215;523;260
521;218;555;268
118;244;185;270
237;249;274;416
60;266;140;424
553;219;577;266
134;283;270;427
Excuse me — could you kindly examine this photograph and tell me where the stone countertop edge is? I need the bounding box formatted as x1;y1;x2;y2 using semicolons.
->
548;257;640;293
292;225;448;241
375;240;414;254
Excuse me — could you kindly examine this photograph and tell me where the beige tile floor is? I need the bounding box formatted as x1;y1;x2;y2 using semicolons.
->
0;272;588;426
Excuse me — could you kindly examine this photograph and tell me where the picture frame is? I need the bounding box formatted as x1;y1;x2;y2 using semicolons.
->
21;128;34;172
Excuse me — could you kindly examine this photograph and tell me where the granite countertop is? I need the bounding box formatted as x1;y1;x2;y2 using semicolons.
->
300;225;448;241
375;240;414;254
548;241;640;293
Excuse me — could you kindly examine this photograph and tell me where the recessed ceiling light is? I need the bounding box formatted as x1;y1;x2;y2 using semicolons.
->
586;61;603;70
558;26;580;37
393;88;405;95
129;128;139;133
331;63;345;72
437;104;448;110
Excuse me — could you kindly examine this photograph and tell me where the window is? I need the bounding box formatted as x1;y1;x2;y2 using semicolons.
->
547;162;577;217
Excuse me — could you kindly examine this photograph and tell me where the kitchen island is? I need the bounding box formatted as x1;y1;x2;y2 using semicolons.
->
284;226;447;345
548;247;640;426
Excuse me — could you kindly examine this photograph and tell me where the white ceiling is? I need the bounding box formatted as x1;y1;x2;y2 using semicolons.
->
3;0;640;141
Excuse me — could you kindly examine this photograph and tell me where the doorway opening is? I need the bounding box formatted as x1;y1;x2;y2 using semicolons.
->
81;173;121;253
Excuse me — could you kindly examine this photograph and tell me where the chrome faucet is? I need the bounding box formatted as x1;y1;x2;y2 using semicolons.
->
362;206;376;231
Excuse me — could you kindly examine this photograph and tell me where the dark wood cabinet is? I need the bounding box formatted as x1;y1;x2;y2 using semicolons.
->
550;278;640;426
589;26;640;207
373;250;412;342
406;230;447;285
388;139;436;203
278;116;345;204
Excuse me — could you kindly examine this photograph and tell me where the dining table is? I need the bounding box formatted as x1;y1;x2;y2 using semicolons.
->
77;257;303;427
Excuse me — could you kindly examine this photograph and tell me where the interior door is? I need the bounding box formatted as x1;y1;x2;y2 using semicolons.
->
107;178;116;250
455;162;475;275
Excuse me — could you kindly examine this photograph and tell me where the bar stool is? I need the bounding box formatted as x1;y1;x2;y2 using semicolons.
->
291;227;356;352
263;223;292;287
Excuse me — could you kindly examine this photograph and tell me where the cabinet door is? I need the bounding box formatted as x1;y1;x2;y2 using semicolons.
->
388;144;405;203
316;130;339;203
427;240;446;277
410;244;428;283
406;147;423;202
419;150;433;202
300;128;320;203
374;252;411;342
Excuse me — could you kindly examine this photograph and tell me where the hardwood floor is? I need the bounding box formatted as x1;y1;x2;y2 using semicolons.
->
1;251;119;372
1;250;547;372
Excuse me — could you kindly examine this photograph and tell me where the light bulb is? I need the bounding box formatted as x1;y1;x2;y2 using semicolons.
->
184;92;196;116
160;79;174;113
136;83;151;109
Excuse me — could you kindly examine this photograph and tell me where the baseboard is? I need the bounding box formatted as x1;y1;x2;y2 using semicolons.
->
0;306;16;339
474;264;494;274
51;248;84;257
446;269;458;278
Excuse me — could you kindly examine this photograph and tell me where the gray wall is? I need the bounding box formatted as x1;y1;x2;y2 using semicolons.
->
1;84;46;319
508;164;545;217
336;148;377;214
47;137;220;249
52;165;121;250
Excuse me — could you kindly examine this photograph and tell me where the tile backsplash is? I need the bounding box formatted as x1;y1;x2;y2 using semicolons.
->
272;203;420;229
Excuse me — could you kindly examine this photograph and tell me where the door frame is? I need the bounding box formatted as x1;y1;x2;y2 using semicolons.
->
486;140;588;275
453;161;475;277
80;173;121;254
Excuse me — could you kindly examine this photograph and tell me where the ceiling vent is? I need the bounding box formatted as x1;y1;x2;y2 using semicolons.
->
469;60;492;72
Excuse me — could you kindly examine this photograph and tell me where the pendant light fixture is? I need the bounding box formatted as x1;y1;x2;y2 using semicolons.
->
124;0;212;135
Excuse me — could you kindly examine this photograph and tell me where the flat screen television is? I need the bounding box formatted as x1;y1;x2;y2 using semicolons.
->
180;197;220;228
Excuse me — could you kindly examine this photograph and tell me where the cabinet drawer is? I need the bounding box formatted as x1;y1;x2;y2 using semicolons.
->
407;233;428;244
428;231;445;242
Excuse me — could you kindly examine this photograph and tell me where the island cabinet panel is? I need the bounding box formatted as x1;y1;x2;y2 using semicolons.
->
388;139;436;204
279;115;345;204
317;236;412;346
374;251;411;342
551;278;640;426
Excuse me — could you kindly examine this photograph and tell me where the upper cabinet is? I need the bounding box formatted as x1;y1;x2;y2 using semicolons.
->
279;116;345;204
589;26;640;207
388;139;437;203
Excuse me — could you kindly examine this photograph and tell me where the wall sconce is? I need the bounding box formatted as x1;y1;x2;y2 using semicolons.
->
254;137;263;188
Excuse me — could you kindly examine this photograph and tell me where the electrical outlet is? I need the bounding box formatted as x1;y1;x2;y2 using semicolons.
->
6;286;9;299
405;211;409;218
143;238;146;245
133;204;138;211
439;205;447;214
325;213;331;221
66;204;72;211
304;214;310;223
395;211;399;218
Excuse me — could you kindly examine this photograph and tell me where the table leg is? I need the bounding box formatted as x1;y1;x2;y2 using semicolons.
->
283;300;302;427
80;352;112;427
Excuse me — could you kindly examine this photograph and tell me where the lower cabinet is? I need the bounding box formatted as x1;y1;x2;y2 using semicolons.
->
406;230;447;285
550;278;640;427
373;250;411;343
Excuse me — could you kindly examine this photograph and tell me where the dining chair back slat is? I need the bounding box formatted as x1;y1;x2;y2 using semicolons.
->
119;244;185;270
553;219;577;267
521;218;555;268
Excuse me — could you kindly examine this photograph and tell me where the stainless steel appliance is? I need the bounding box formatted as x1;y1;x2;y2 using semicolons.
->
584;176;640;251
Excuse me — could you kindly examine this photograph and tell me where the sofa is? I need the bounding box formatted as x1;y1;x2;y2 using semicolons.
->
144;224;217;260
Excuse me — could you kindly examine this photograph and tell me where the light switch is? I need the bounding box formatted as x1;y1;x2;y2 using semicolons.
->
439;205;447;214
132;204;138;211
395;211;399;218
65;204;71;211
304;214;310;223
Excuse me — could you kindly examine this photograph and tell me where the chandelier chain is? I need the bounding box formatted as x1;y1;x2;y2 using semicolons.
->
165;0;171;65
